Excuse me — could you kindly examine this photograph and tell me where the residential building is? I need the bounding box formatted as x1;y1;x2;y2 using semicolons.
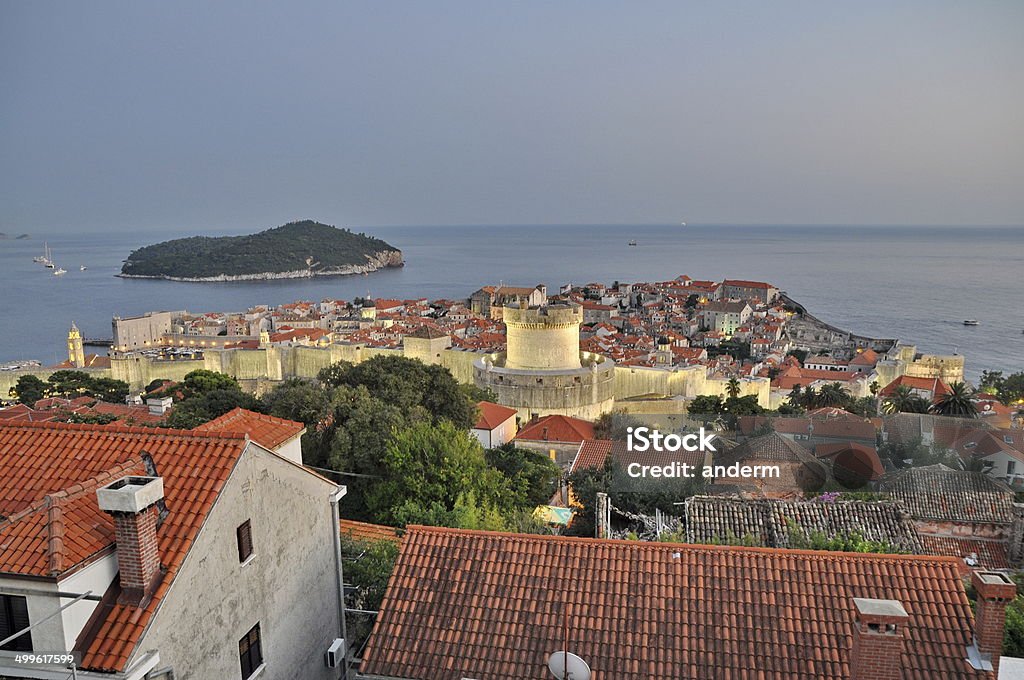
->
0;421;345;680
699;300;752;335
470;401;518;449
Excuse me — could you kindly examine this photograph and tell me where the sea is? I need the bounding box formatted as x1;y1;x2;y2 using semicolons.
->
1;224;1021;381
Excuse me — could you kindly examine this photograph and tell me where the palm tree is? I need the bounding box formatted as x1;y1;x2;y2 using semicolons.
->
817;382;850;408
882;384;930;414
931;381;978;418
726;377;741;400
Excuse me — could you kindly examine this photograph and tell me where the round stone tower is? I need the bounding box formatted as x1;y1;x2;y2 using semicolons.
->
503;302;582;370
474;301;614;420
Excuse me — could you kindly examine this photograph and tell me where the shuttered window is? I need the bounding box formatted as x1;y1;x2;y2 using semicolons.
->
237;520;254;563
238;622;263;679
0;594;32;652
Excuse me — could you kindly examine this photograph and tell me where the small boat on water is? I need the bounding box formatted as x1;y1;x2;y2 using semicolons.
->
628;240;637;246
963;319;980;326
53;267;67;276
80;265;87;271
33;242;53;266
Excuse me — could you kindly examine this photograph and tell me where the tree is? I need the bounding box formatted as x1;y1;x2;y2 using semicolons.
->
817;382;851;408
179;369;244;399
725;377;741;400
88;377;130;403
688;395;724;416
485;443;560;508
318;356;476;429
930;381;978;418
366;420;511;528
46;370;94;398
165;388;259;428
786;349;809;364
10;375;46;405
882;385;930;414
165;369;258;428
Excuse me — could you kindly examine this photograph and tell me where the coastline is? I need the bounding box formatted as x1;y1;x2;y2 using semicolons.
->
116;248;404;282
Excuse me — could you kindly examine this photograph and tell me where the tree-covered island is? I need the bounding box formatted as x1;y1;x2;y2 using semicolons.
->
119;220;403;281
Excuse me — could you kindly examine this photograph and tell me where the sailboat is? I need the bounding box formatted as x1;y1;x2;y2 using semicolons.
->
34;242;53;267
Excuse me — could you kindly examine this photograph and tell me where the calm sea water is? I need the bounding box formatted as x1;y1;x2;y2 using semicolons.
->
1;224;1021;380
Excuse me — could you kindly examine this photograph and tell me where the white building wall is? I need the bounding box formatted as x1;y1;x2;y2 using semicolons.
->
127;444;341;680
58;553;118;650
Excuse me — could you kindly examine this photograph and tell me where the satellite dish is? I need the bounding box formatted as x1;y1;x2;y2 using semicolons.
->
548;651;592;680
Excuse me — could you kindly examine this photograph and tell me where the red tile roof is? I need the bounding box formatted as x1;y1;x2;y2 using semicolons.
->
194;407;304;450
570;439;614;473
0;421;251;672
515;415;595;443
362;526;988;680
473;401;518;430
918;534;1010;571
879;375;953;398
340;519;400;544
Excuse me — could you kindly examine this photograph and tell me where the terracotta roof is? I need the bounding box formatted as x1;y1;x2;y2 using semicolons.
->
880;465;1014;524
570;439;614;473
340;519;400;544
722;279;775;289
515;415;595;443
879;375;953;398
917;534;1010;571
684;496;921;552
473;401;518;430
0;421;250;672
194;407;304;450
361;525;987;680
813;442;886;481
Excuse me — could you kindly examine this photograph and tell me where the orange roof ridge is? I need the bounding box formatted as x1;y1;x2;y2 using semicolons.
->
402;524;964;564
1;419;249;440
46;495;65;575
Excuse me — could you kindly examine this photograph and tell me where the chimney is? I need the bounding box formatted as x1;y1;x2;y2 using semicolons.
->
849;597;908;680
146;396;173;416
969;571;1017;676
97;476;164;606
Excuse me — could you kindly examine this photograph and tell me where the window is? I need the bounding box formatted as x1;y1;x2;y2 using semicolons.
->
0;594;32;652
1009;461;1017;476
238;623;263;679
237;520;254;563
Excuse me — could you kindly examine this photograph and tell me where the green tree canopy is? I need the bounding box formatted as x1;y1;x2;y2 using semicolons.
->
10;374;46;405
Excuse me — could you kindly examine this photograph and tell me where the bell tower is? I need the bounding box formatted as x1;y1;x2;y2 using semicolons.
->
68;321;86;368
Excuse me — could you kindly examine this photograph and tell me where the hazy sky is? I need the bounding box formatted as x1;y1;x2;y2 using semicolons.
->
2;1;1022;232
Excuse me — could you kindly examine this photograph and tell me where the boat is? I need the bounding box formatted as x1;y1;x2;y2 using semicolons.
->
680;221;686;227
80;265;87;271
53;267;67;276
628;240;637;246
33;242;53;266
963;320;979;326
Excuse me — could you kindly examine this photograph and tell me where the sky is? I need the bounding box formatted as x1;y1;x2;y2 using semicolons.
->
1;1;1023;232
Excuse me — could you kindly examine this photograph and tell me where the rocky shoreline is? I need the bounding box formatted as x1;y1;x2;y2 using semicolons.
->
117;248;404;282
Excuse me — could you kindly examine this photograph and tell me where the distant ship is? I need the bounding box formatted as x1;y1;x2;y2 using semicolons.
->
53;267;67;276
680;221;686;227
80;265;87;271
628;240;637;246
33;242;53;266
963;319;979;326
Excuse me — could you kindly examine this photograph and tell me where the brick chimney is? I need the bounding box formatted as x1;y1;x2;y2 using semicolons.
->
96;476;164;606
969;570;1017;676
849;597;908;680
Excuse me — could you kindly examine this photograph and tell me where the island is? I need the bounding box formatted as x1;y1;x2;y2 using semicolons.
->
118;220;404;281
0;233;31;240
